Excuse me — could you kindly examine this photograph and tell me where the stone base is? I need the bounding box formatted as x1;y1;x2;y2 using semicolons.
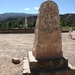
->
23;69;75;75
30;58;68;71
24;51;75;75
29;51;68;70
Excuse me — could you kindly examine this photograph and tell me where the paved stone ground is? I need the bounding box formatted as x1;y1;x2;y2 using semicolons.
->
0;34;34;75
62;31;75;66
0;32;75;75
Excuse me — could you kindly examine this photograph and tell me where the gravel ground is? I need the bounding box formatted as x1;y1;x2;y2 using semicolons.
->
0;32;75;75
62;31;75;67
0;34;34;75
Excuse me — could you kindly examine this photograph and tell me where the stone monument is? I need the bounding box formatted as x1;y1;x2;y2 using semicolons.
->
25;0;75;75
25;16;28;29
33;0;62;60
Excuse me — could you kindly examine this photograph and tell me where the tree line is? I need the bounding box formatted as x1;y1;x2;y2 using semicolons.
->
0;17;36;29
61;20;75;27
0;16;75;30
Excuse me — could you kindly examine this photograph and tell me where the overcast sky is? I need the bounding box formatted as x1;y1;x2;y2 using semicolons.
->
0;0;75;14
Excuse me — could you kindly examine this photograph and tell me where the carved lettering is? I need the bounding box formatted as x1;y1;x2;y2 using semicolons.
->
40;2;59;34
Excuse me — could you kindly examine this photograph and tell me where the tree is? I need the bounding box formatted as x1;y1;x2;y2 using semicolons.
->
33;20;36;28
8;22;12;29
61;20;66;26
67;20;74;27
2;23;7;29
0;23;2;29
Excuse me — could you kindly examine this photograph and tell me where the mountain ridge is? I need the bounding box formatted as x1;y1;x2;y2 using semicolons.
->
0;13;75;24
0;12;75;20
0;12;75;29
0;12;37;21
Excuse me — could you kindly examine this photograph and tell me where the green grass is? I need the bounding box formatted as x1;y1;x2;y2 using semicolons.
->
72;27;75;30
61;26;68;31
61;26;75;31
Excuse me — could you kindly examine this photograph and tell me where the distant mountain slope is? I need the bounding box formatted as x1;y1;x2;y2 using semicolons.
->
0;13;75;21
0;13;37;21
60;13;75;22
0;13;75;29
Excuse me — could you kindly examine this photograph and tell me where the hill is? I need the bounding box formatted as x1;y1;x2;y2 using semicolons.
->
0;13;75;29
0;13;75;22
60;13;75;22
0;12;37;21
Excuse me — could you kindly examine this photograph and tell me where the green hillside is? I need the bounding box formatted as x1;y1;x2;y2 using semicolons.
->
0;13;75;30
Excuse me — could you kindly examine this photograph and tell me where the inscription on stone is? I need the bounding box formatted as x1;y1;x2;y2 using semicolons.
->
40;2;60;33
33;0;63;60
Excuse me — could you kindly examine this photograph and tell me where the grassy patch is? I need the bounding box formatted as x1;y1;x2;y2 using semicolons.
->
61;26;75;31
61;26;68;31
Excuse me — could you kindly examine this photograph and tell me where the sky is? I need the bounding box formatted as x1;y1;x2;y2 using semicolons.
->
0;0;75;14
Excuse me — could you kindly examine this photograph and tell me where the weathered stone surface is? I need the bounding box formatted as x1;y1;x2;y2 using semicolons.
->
26;0;75;75
23;57;31;74
22;51;75;75
33;0;63;60
30;58;68;70
28;51;70;73
23;70;75;75
12;58;20;64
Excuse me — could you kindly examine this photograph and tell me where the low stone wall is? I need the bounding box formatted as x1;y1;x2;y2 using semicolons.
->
61;30;69;33
0;29;34;33
0;29;68;33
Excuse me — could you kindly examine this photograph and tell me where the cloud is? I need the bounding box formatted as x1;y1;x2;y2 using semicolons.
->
24;8;30;11
35;7;39;10
36;12;38;13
